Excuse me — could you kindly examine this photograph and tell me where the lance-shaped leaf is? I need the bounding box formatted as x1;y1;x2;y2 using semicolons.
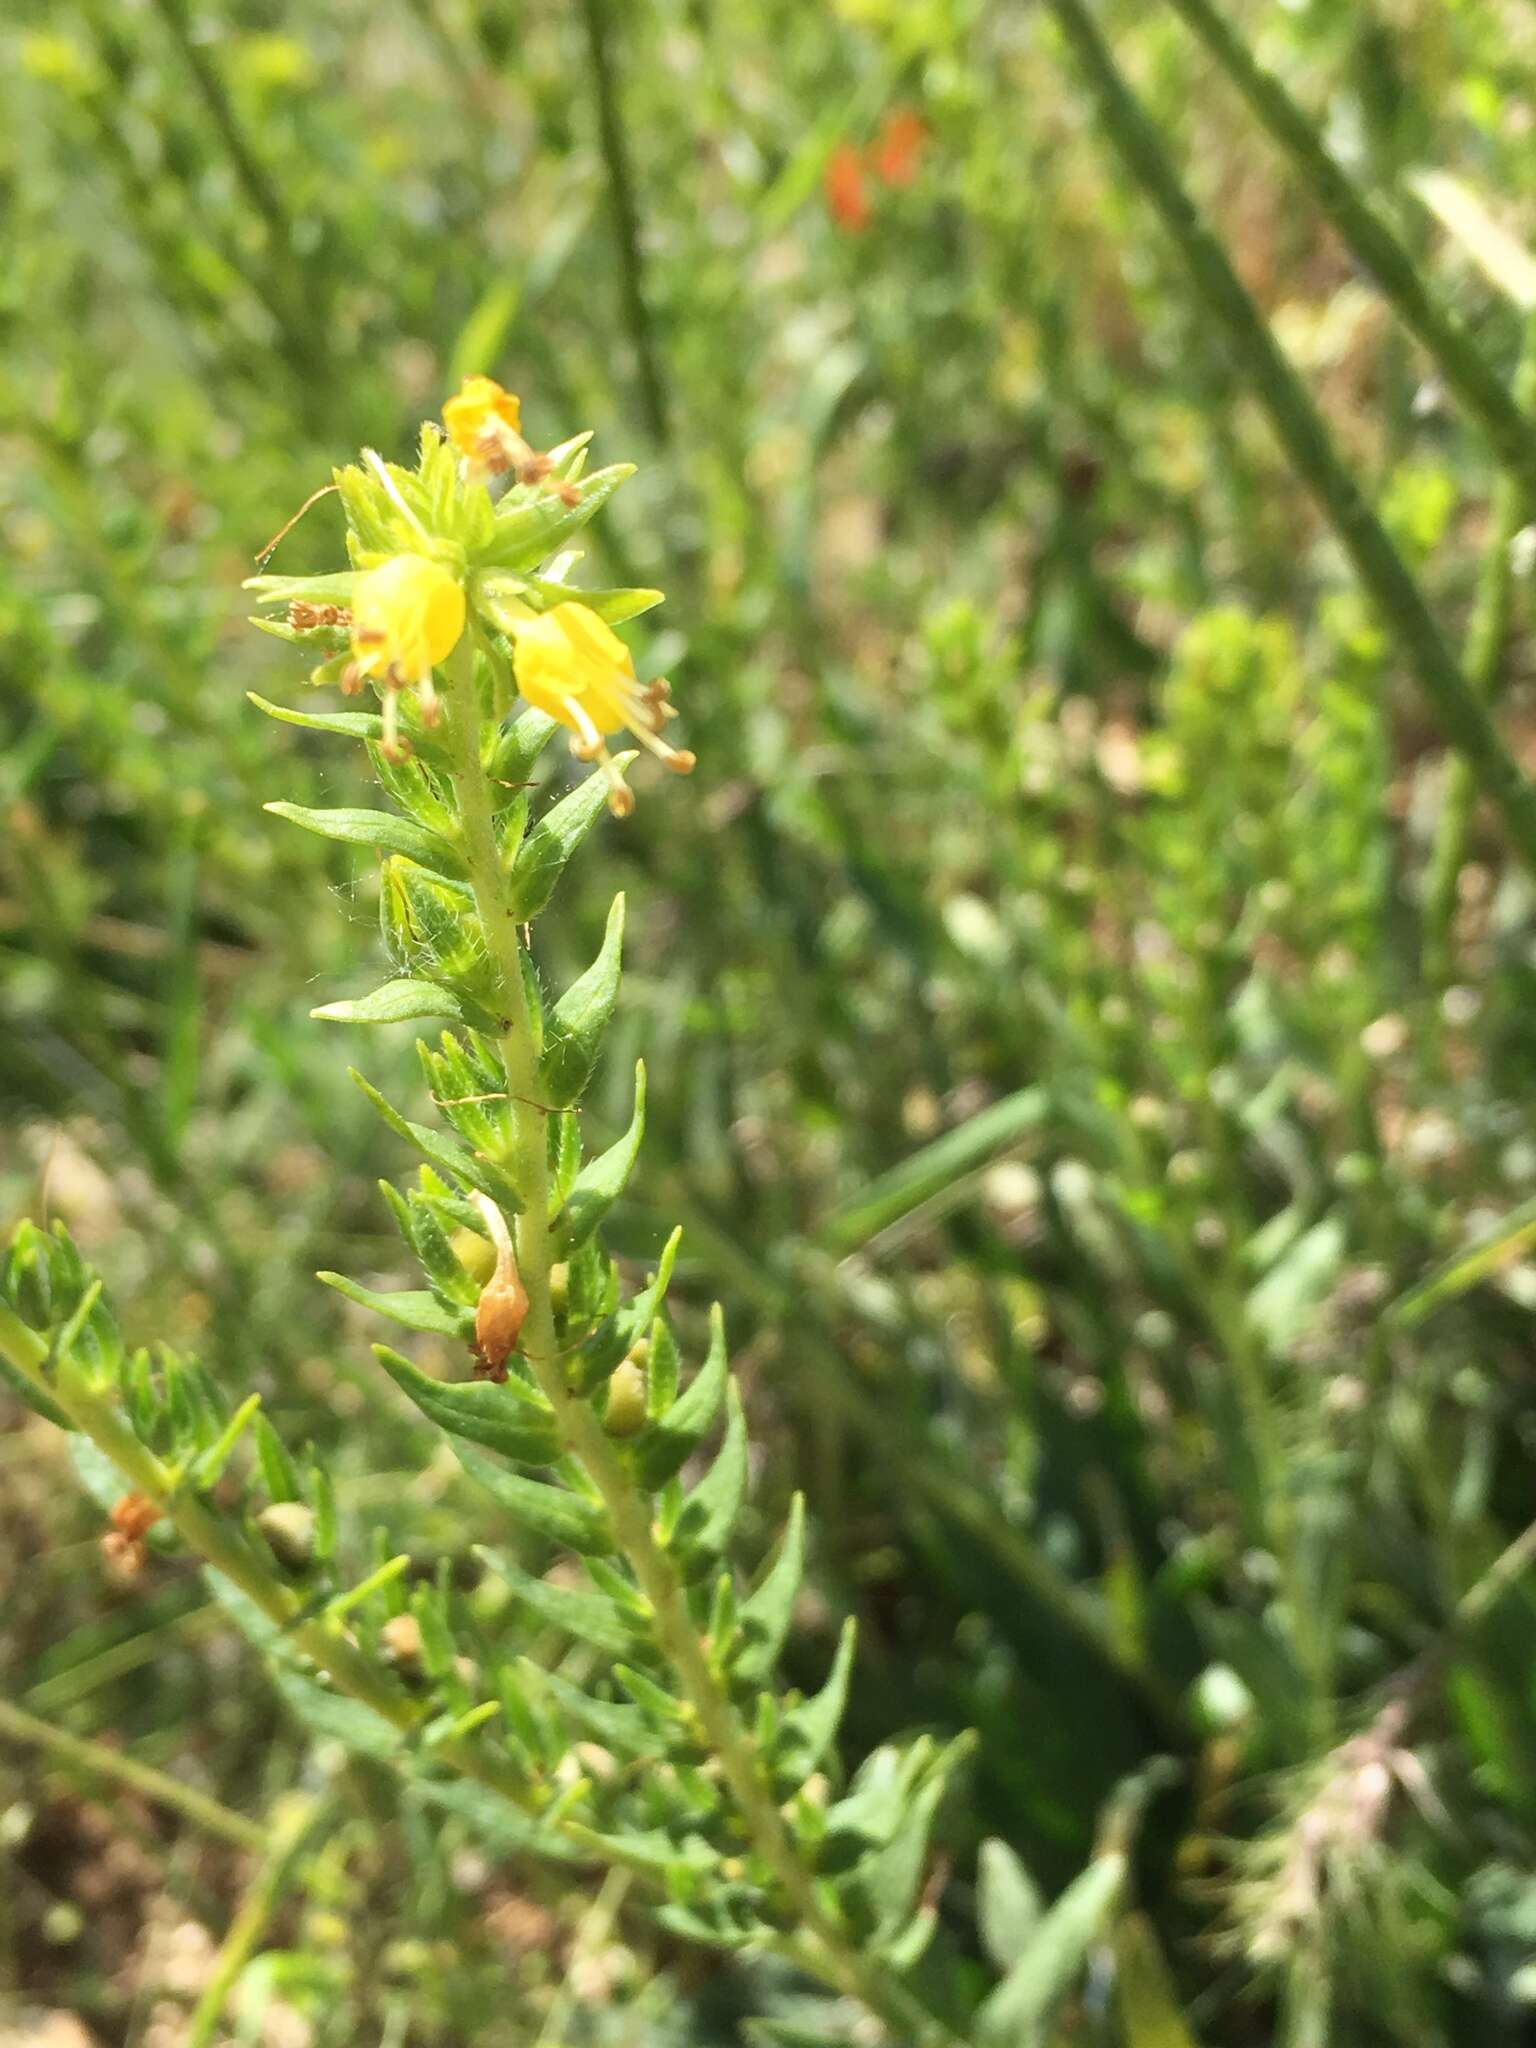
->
558;1064;646;1252
508;761;636;922
518;575;664;624
373;1344;559;1464
264;802;466;876
974;1852;1128;2048
312;979;471;1028
456;1446;614;1556
569;1227;682;1395
521;1660;651;1756
734;1494;805;1682
670;1380;748;1566
245;569;359;606
317;1272;472;1339
542;894;625;1108
352;1072;521;1212
856;1766;949;1944
479;1552;648;1660
479;463;636;571
248;693;384;741
632;1302;728;1490
977;1839;1044;1972
777;1618;857;1781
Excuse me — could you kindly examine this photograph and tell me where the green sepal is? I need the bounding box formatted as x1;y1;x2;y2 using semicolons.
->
556;1062;646;1252
478;463;636;572
312;979;471;1027
373;1345;560;1465
633;1302;728;1490
508;762;635;921
477;1551;648;1660
247;693;384;741
317;1271;472;1339
777;1618;857;1781
669;1380;748;1568
264;802;466;877
734;1494;805;1682
974;1853;1128;2048
369;745;459;838
541;893;625;1107
455;1446;615;1556
352;1071;521;1212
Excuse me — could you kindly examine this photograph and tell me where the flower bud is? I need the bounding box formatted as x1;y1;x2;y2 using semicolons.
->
604;1357;648;1438
257;1500;317;1572
451;1227;497;1288
469;1192;527;1382
380;1612;425;1678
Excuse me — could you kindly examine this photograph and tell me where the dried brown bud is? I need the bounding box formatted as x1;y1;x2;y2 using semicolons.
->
469;1192;528;1381
380;1612;424;1676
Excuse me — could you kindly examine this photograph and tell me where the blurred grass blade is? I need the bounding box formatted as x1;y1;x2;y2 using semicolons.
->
1388;1196;1536;1329
822;1087;1048;1253
1409;170;1536;311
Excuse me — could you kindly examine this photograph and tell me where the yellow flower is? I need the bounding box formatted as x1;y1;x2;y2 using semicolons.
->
349;553;465;758
512;602;694;817
351;554;465;686
443;375;523;471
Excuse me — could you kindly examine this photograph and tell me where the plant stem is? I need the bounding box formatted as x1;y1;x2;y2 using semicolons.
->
439;650;964;2048
1040;0;1536;880
0;1693;265;1854
0;1304;527;1814
575;0;671;447
184;1797;327;2048
1423;312;1536;979
1162;0;1536;494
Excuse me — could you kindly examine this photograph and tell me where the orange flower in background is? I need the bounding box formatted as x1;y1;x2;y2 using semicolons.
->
872;106;926;188
824;142;871;233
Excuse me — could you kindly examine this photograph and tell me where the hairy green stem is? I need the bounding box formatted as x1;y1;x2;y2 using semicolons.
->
1423;314;1536;979
1162;0;1536;494
439;649;963;2047
0;1303;528;1814
0;1692;265;1854
1041;0;1536;879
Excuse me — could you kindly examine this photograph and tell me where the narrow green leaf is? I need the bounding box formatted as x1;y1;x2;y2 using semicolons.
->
317;1272;471;1339
558;1063;646;1251
1114;1913;1203;2048
312;979;468;1027
735;1494;805;1682
822;1087;1050;1253
779;1618;857;1777
264;802;464;876
373;1344;559;1465
479;1552;645;1659
521;1660;651;1755
247;693;383;741
977;1838;1044;1972
542;894;625;1107
570;1226;682;1395
670;1380;748;1565
352;1071;521;1211
517;576;665;624
1388;1194;1536;1329
975;1853;1128;2047
244;570;359;605
456;1446;614;1555
507;762;635;922
480;463;636;572
633;1301;728;1490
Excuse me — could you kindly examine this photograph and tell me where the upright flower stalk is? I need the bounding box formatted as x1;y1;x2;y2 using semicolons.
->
1;380;1005;2046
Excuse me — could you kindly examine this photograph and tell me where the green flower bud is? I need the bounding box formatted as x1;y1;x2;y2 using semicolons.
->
604;1357;648;1438
257;1500;317;1572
